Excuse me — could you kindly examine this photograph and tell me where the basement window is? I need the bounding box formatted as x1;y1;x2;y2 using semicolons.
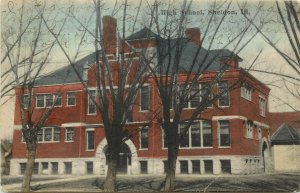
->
204;160;213;174
33;163;39;174
140;161;148;174
191;160;200;174
64;162;72;174
51;162;58;174
20;163;26;175
220;160;231;174
86;162;93;174
180;160;188;174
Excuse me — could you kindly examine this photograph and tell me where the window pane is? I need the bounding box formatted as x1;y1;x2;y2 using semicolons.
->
140;127;148;149
45;94;53;107
53;128;60;141
86;130;94;150
54;94;62;106
33;163;39;174
191;122;200;147
51;162;58;174
219;81;229;106
141;86;150;111
37;129;43;141
36;95;44;108
88;91;96;114
179;85;188;108
66;128;74;141
219;120;230;146
22;95;30;108
201;83;213;107
86;162;93;174
180;124;189;147
190;84;200;108
203;121;212;147
67;92;76;106
64;162;72;174
192;160;200;174
44;128;52;141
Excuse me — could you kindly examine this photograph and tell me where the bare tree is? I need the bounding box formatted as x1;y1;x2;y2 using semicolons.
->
1;1;63;191
141;0;264;190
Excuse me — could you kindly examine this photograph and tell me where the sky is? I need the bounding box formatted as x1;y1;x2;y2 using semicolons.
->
0;0;299;139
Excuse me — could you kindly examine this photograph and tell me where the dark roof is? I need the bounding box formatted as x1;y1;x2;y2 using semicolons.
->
271;123;300;144
126;27;160;41
35;51;101;86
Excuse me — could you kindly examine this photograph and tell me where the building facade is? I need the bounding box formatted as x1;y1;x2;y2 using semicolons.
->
10;16;272;176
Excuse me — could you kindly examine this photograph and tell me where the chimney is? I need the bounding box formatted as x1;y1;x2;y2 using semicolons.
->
102;16;117;54
185;28;201;46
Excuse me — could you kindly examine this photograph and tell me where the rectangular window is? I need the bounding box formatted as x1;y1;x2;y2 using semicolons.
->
259;97;266;116
180;160;188;174
218;81;229;107
86;129;95;150
51;162;58;174
44;127;52;141
33;163;39;174
42;162;48;174
163;160;168;174
140;86;150;111
54;94;62;106
21;95;30;109
20;163;26;175
191;122;201;147
65;127;74;141
140;161;148;174
191;160;200;174
38;127;60;142
45;94;53;107
241;83;252;101
37;129;43;141
204;160;213;174
258;128;262;140
36;94;45;108
190;84;200;108
203;121;212;147
88;90;96;114
140;126;148;149
246;121;253;139
64;162;72;174
86;162;93;174
219;120;230;147
179;85;189;108
67;92;76;106
220;160;231;174
179;124;189;148
201;83;213;108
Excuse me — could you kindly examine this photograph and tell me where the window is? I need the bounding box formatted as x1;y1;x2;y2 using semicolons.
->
21;95;30;109
88;90;96;114
36;94;61;108
67;92;76;106
64;162;72;174
179;120;212;148
163;160;168;174
218;81;229;107
140;126;148;149
192;160;200;174
20;163;26;175
241;83;252;101
42;162;48;173
86;129;95;150
245;121;253;139
38;127;60;142
220;160;231;174
180;160;188;174
51;162;58;174
86;162;93;174
140;86;150;111
204;160;213;174
54;94;62;106
219;120;230;147
259;97;266;116
140;161;148;174
190;84;201;108
201;83;213;107
33;163;39;174
258;128;262;140
65;127;74;141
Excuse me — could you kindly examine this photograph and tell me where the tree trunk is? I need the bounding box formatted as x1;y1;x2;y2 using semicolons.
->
164;147;178;191
21;149;36;192
103;151;118;192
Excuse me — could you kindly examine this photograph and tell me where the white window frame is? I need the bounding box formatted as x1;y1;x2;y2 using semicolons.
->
139;126;149;150
67;92;76;106
53;93;62;107
36;93;62;108
36;127;60;143
178;120;213;149
259;96;266;117
218;120;230;148
140;85;150;112
218;81;230;108
241;83;252;101
245;121;253;139
86;128;95;151
200;83;213;108
65;127;74;142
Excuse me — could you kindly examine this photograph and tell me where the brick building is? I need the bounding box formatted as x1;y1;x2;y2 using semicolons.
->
10;16;272;176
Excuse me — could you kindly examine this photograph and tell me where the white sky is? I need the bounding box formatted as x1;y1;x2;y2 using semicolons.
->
0;0;299;139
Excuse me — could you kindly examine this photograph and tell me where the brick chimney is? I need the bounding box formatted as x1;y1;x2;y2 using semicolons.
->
102;16;117;54
185;28;201;46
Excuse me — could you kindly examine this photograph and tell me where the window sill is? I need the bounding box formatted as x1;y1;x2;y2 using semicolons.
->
179;146;213;149
85;149;94;151
218;105;230;108
37;141;60;143
87;113;97;116
139;148;148;151
64;141;74;143
66;105;76;107
139;110;150;112
218;146;231;148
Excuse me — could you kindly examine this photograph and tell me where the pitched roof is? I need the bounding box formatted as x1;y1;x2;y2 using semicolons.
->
126;27;160;41
271;123;300;144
